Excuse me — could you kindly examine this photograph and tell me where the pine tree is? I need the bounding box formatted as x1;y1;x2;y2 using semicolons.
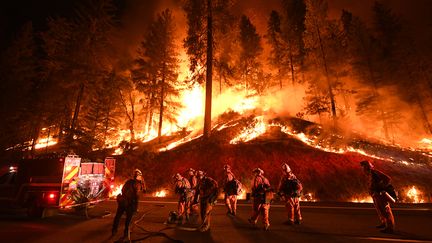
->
132;9;181;140
304;0;337;120
0;22;41;151
238;15;265;95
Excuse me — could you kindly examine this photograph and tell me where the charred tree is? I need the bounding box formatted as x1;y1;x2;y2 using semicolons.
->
203;0;213;138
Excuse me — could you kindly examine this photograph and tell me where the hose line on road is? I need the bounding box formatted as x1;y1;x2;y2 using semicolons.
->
130;206;184;243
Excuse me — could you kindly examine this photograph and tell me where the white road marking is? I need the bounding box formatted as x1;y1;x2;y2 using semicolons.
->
354;237;432;242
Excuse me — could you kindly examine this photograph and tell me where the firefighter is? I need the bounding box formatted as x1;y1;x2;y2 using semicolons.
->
173;173;192;224
360;160;395;233
278;163;303;225
223;165;241;216
186;168;199;221
248;168;272;231
196;170;218;232
112;169;146;240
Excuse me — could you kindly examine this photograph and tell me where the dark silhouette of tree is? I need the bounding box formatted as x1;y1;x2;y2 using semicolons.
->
132;9;181;141
0;22;41;152
238;15;265;95
304;0;337;120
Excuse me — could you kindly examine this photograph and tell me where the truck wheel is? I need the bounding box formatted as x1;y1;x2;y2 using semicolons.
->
27;200;44;218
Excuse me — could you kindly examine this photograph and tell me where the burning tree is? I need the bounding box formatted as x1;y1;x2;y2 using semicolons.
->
132;9;181;141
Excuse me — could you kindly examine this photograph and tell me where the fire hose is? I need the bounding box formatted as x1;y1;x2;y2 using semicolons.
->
129;206;184;243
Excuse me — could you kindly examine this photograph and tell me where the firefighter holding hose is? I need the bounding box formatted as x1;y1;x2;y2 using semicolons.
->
112;169;146;241
248;168;272;231
196;170;218;232
360;160;396;233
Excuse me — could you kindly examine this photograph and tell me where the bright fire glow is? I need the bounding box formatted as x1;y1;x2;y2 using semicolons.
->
154;190;167;197
230;116;266;144
110;184;123;198
351;196;373;203
406;186;424;203
34;137;58;150
177;84;205;128
300;192;316;202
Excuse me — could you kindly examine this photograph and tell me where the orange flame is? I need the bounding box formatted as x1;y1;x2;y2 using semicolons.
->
154;190;168;197
406;186;424;203
110;184;123;198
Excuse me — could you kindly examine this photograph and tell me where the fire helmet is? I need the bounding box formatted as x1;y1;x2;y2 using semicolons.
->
360;160;374;169
253;167;264;175
134;169;143;177
173;173;182;180
282;163;291;173
186;168;195;173
197;170;205;177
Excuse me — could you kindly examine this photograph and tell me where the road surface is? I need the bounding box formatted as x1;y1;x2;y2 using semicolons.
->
1;199;431;243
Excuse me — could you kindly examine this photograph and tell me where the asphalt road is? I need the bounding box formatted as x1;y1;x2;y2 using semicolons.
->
1;199;432;243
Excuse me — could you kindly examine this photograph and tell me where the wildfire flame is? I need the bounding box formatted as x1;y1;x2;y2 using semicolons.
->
230;116;266;144
110;184;123;198
300;192;316;202
406;186;424;203
154;190;167;197
350;196;373;203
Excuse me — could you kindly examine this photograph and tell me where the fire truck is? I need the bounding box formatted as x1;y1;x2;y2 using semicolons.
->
0;154;115;217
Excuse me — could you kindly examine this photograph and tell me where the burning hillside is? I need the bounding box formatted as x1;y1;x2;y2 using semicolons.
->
113;110;432;203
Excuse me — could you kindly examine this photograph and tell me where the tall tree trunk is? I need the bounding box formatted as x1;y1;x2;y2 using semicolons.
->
71;83;84;134
314;19;337;120
129;92;136;141
158;69;166;141
288;44;296;86
219;65;222;95
416;95;432;134
203;0;213;138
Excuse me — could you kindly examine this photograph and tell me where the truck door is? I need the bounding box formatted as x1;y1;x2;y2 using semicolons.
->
59;155;81;207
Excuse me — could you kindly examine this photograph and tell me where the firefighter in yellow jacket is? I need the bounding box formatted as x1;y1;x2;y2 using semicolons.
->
196;170;218;232
248;168;272;230
278;163;302;225
360;160;396;233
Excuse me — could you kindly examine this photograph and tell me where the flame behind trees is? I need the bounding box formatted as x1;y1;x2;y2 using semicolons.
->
1;0;432;153
132;9;181;141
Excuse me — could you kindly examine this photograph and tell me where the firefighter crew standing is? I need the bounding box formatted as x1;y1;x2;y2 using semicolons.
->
112;169;146;240
223;164;241;216
248;168;272;230
173;173;193;224
196;170;218;232
278;163;303;225
360;160;396;233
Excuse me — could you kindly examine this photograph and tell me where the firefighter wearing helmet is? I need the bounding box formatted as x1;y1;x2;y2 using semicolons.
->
187;168;199;217
223;164;242;216
173;173;193;224
112;168;146;240
278;163;303;225
248;167;272;231
196;170;218;232
360;160;396;233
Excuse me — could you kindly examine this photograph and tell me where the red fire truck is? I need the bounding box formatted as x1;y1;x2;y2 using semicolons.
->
0;154;115;217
